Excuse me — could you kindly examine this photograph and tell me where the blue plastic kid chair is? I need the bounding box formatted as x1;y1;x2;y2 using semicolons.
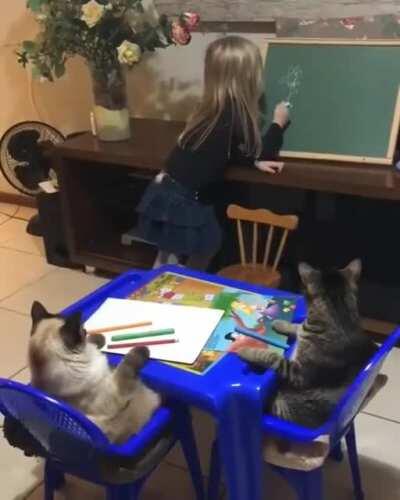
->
207;328;400;500
0;379;205;500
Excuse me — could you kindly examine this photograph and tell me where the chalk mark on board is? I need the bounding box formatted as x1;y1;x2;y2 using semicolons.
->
279;65;303;107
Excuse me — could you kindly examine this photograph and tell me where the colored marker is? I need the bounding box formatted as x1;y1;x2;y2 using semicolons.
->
107;338;178;350
111;328;175;342
234;327;288;350
88;320;152;335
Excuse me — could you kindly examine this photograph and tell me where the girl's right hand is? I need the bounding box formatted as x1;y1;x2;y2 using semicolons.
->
255;161;284;174
273;102;290;128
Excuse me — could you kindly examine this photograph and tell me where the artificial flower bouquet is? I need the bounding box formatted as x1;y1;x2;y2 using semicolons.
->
18;0;199;140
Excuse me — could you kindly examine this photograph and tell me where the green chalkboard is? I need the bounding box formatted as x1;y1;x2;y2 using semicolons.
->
262;40;400;164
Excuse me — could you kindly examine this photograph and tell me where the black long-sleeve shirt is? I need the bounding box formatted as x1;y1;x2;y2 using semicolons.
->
166;108;284;193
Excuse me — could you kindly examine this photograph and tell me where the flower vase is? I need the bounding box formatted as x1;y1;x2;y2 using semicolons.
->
91;66;131;142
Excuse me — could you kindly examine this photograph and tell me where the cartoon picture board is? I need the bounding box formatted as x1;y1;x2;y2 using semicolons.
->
130;272;298;375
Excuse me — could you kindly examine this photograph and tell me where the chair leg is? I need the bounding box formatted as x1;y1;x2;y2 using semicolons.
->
284;468;324;500
174;405;205;500
301;469;324;500
44;461;65;500
207;440;222;500
106;483;139;500
329;441;344;462
345;423;365;500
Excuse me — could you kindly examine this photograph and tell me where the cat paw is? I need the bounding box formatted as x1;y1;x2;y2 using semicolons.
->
272;319;290;333
237;347;278;369
272;319;297;337
125;345;150;371
87;333;106;349
237;347;258;361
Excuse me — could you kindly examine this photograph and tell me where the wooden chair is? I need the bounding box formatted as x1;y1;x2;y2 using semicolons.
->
218;204;299;288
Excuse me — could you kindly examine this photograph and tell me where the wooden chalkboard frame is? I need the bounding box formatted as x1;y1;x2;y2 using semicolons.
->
264;39;400;165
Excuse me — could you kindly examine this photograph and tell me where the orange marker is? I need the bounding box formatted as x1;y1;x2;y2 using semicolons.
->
87;321;152;335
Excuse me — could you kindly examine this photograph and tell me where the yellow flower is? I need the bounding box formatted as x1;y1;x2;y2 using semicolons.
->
117;41;141;66
81;0;105;29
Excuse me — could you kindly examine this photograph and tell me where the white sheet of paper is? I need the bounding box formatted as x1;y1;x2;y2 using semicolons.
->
84;298;224;364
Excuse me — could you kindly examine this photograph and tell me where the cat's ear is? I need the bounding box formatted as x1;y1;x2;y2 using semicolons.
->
298;262;318;287
60;311;84;351
31;301;50;324
341;259;362;284
64;311;82;332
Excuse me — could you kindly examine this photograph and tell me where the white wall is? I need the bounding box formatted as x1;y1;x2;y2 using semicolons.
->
128;32;274;121
0;2;272;196
0;1;92;195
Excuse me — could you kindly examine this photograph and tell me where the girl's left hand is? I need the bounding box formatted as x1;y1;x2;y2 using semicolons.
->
255;161;284;174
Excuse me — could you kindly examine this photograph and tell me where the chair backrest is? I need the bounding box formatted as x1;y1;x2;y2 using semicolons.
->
227;204;299;269
327;328;400;441
0;379;109;469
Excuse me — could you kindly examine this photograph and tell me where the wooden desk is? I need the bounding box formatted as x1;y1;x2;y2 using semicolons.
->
56;118;400;198
55;118;400;337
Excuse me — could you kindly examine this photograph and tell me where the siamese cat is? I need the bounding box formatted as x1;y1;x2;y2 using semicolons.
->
29;301;160;444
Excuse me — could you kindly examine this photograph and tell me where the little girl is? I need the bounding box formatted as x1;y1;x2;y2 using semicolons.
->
137;36;289;269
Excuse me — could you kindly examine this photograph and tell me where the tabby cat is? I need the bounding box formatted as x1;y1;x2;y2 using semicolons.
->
29;301;161;444
238;260;377;428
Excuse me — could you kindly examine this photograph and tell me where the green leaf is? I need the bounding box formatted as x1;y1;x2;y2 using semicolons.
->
158;14;168;27
135;2;145;13
22;40;36;52
16;51;29;67
54;62;66;78
31;65;42;79
27;0;46;12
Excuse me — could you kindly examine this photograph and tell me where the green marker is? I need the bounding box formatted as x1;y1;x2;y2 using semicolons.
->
111;328;175;342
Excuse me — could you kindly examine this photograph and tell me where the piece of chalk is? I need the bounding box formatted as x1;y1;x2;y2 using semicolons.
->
90;112;97;136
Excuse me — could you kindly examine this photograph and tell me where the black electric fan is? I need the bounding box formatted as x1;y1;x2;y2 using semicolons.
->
0;121;65;196
0;121;65;235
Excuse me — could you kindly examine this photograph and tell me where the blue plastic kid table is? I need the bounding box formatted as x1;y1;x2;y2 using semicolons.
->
62;265;306;500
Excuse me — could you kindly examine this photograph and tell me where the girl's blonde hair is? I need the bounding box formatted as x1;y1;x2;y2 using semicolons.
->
178;36;263;157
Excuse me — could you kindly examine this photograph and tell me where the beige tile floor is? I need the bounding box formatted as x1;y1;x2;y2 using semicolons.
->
0;205;398;499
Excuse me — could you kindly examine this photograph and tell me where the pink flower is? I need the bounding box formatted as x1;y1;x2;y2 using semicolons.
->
182;12;200;32
340;17;362;30
171;22;191;45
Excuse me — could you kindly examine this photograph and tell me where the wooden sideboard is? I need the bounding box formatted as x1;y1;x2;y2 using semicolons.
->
56;118;400;199
55;118;400;338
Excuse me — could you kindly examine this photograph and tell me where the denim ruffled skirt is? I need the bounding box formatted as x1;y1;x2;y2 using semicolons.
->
136;173;222;256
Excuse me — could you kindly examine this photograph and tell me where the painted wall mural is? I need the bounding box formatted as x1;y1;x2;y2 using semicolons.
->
155;1;400;21
155;1;400;38
277;15;400;38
